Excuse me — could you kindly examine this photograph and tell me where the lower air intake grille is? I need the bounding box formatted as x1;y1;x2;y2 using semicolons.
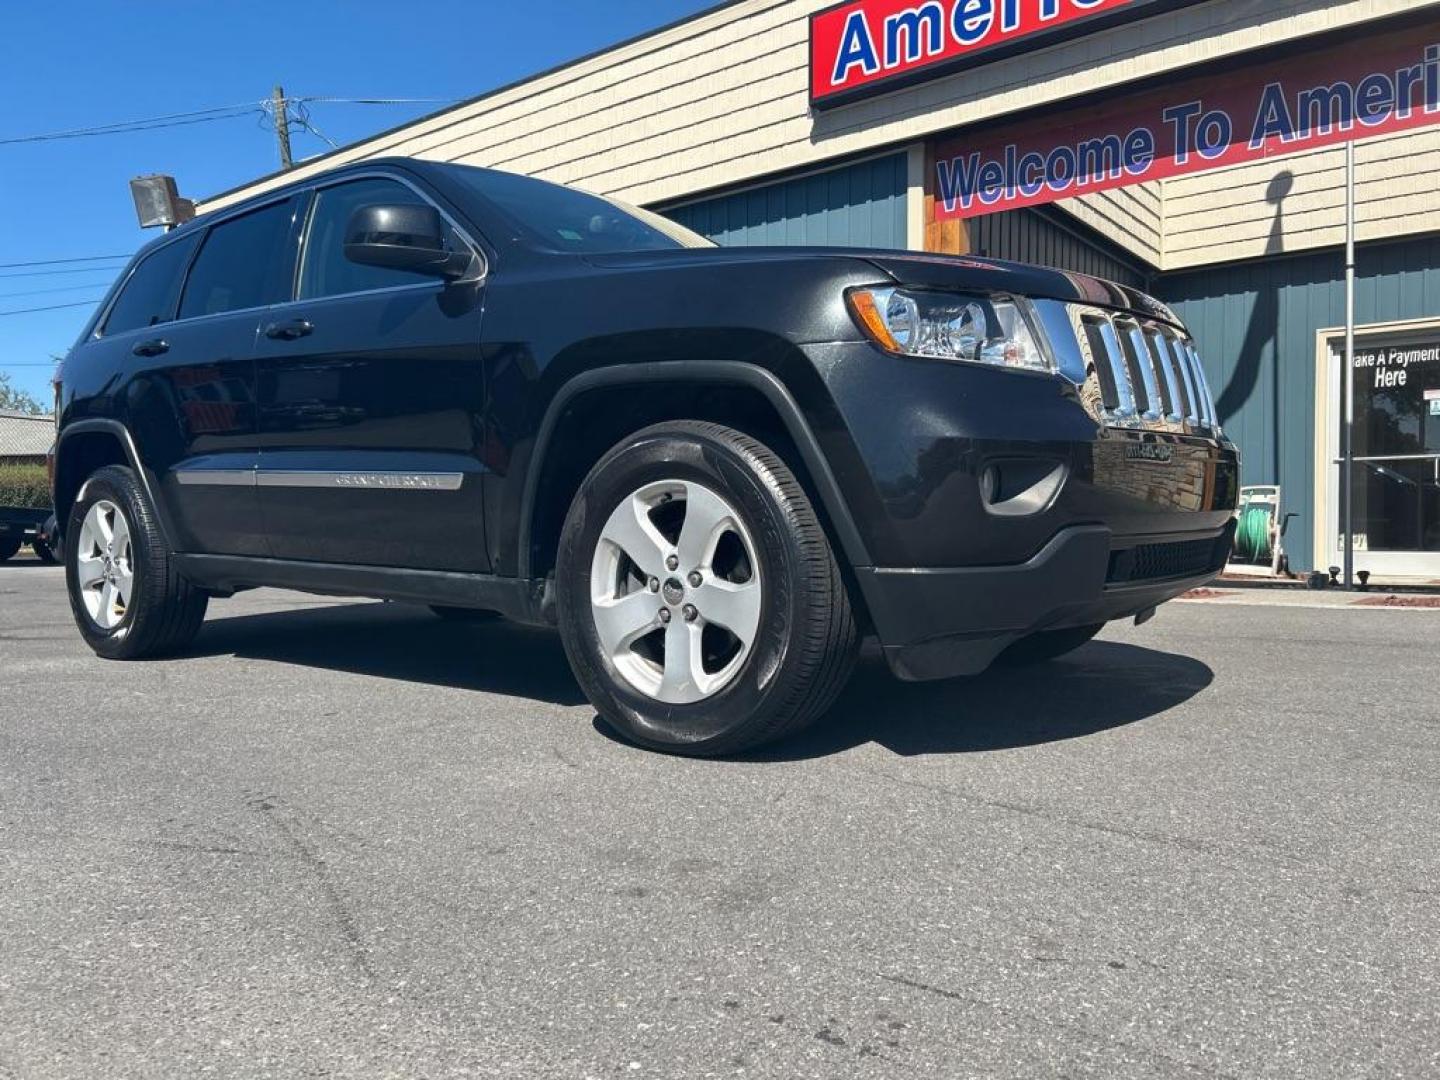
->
1107;534;1226;585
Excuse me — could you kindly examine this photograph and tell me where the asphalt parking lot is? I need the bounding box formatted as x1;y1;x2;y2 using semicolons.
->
1;560;1437;1079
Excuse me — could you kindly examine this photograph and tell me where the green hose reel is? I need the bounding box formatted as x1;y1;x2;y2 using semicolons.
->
1235;504;1275;562
1232;486;1292;575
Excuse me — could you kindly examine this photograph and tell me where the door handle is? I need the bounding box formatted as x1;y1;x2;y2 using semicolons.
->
264;318;314;341
131;338;169;358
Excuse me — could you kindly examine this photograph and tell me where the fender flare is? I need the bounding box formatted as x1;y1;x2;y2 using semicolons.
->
517;360;872;580
54;419;176;548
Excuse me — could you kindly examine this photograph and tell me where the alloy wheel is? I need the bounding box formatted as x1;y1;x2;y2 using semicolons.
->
590;479;763;704
75;499;135;630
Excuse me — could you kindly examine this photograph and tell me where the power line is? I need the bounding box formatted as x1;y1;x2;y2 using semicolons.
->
0;266;125;280
0;104;263;146
0;282;115;300
0;298;103;316
2;95;457;151
295;116;340;150
0;254;130;269
289;99;338;150
297;97;460;105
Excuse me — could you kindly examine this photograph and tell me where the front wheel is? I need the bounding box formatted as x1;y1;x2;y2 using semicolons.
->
64;465;208;659
556;421;858;757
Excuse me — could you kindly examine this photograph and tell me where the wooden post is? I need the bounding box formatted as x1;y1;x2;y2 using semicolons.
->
923;142;971;255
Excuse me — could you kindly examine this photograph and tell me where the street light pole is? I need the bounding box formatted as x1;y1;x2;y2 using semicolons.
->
1342;140;1356;590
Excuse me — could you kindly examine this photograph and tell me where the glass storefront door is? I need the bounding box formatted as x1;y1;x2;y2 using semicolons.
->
1325;328;1440;577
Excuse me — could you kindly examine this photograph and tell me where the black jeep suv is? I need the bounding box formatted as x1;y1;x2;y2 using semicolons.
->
54;157;1237;755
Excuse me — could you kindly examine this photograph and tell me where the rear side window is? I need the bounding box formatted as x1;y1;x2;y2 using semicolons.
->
298;177;464;300
179;199;295;319
101;233;199;336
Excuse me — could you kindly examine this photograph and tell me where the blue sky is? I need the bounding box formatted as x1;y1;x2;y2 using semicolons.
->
0;0;718;404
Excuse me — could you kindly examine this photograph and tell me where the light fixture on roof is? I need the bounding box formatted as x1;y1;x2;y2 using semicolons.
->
129;174;196;230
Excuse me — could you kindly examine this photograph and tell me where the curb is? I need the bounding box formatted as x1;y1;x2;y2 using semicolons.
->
1218;572;1440;597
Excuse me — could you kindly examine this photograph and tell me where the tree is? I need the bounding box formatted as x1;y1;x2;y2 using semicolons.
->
0;371;49;416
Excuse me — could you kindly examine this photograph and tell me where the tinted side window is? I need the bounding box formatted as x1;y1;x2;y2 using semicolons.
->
179;200;295;319
102;233;200;336
298;178;462;300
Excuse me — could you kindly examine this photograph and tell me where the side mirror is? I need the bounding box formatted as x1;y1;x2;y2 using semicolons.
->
343;203;472;280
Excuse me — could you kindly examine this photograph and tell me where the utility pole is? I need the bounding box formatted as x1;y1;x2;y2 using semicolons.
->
272;85;293;170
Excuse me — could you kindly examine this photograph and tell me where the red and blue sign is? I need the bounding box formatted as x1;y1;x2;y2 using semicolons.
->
931;23;1440;220
810;0;1199;109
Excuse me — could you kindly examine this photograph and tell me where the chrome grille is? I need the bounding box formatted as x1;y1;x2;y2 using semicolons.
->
1067;305;1221;436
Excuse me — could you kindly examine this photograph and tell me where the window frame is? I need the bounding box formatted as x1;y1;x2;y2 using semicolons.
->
286;170;489;307
90;169;488;341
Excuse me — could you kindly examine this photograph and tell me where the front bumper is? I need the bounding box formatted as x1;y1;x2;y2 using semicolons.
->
857;520;1233;681
798;338;1238;678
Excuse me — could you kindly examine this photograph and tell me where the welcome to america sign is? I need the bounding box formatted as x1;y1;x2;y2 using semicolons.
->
931;22;1440;220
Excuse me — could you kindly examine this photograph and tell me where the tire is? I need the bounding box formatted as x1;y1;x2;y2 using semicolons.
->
556;421;858;757
31;536;58;565
996;623;1104;667
0;537;20;562
429;605;502;623
64;465;208;660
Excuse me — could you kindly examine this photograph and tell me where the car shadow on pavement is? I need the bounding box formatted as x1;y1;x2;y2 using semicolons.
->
739;641;1215;760
190;601;588;707
190;602;1211;756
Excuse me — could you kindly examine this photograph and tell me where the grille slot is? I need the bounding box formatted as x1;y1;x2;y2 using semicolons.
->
1141;327;1180;421
1186;341;1218;427
1115;319;1160;421
1168;333;1202;424
1081;316;1121;411
1107;535;1226;585
1067;305;1221;436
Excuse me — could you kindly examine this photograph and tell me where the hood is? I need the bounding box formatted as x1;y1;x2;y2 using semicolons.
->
861;252;1179;327
587;246;1178;327
583;245;891;271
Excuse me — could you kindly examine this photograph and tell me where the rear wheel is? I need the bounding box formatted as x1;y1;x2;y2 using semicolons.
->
0;538;20;562
996;623;1104;667
64;465;208;659
556;421;858;757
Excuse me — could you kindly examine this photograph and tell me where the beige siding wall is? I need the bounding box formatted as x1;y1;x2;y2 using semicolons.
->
1067;184;1165;268
202;0;1435;273
1160;128;1440;269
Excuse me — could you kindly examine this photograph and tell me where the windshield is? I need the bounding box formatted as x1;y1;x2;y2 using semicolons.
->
441;164;715;254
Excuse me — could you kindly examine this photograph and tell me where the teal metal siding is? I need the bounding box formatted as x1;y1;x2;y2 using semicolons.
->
664;154;908;249
1158;237;1440;571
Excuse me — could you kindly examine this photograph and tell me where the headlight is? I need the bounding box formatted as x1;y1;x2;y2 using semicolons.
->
847;287;1053;373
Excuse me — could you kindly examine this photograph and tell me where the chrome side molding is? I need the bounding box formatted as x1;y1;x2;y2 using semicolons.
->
173;469;464;491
